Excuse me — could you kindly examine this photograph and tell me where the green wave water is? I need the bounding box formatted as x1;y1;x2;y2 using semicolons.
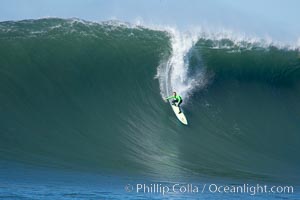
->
0;18;299;184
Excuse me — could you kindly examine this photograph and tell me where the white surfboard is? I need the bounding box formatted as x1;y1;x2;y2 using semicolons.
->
170;102;188;125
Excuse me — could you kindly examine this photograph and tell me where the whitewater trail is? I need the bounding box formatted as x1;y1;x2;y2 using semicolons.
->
156;28;209;103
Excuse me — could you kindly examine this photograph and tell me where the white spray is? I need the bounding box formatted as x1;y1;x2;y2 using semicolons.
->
156;28;209;103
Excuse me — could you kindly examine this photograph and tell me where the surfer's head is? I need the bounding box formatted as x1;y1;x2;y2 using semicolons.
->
173;91;176;96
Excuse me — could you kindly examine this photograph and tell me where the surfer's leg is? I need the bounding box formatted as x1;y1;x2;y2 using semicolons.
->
178;100;182;107
172;99;178;106
178;100;183;113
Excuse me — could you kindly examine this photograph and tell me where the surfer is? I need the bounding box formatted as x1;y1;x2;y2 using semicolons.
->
165;92;183;113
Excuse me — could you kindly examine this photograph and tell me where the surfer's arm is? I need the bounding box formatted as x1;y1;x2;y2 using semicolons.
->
165;95;174;100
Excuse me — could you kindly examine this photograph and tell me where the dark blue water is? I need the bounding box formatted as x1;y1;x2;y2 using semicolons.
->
0;161;298;199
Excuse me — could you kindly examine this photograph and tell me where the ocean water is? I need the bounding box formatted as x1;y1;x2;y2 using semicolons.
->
0;18;299;199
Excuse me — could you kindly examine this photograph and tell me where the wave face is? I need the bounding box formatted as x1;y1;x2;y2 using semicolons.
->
0;18;300;183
